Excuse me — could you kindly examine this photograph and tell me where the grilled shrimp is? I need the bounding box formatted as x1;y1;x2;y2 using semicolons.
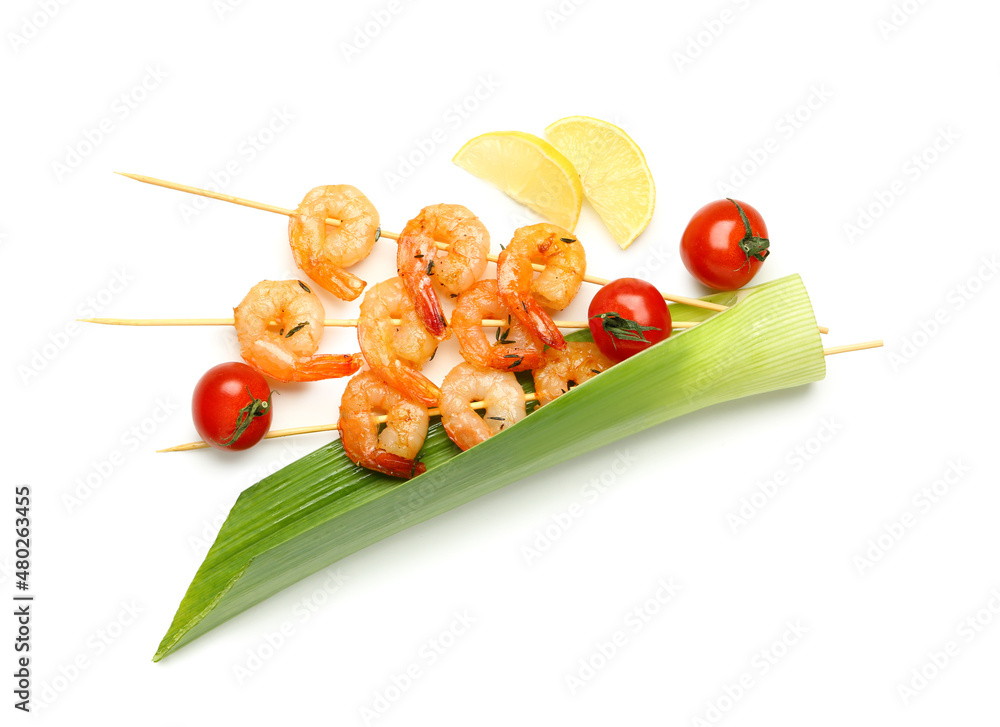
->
440;362;527;451
357;277;441;407
451;279;545;372
338;371;429;479
397;204;489;339
288;185;379;301
233;280;362;382
496;223;586;350
532;342;614;406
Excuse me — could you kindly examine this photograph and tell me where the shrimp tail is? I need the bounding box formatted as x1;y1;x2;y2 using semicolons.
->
443;422;473;452
304;259;367;302
403;273;449;340
289;353;364;382
392;366;441;407
372;452;427;479
518;299;566;350
489;350;546;371
339;431;426;479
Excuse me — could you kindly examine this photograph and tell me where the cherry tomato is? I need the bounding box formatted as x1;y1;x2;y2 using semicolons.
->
587;278;671;362
680;198;770;290
192;362;274;451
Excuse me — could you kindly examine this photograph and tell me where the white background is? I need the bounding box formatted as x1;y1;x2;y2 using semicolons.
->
3;0;999;724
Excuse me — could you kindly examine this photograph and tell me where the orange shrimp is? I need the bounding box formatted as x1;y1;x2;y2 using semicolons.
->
496;223;586;350
421;204;490;295
233;280;362;382
338;371;428;479
357;277;441;407
451;280;546;372
396;204;489;339
288;185;379;301
532;342;614;406
440;362;527;451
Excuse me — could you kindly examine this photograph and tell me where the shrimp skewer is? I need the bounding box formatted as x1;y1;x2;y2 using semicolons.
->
439;363;527;451
497;223;587;351
233;280;362;382
338;371;429;478
357;277;441;407
84;315;699;329
159;340;882;452
119;173;835;329
397;204;489;339
160;392;540;452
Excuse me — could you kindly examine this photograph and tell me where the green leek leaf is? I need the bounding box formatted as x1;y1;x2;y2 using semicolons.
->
154;274;824;661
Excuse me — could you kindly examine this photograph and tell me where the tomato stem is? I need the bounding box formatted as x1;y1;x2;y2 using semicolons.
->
727;198;770;271
219;387;276;447
590;312;660;349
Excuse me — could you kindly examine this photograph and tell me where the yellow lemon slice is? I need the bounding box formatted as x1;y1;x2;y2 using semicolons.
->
545;116;655;249
452;131;583;231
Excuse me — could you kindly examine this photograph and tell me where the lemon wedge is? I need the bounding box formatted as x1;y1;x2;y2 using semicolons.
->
545;116;655;249
452;131;583;230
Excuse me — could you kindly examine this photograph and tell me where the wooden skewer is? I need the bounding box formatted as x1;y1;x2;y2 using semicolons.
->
158;393;541;453
822;340;882;356
115;172;832;329
78;316;698;330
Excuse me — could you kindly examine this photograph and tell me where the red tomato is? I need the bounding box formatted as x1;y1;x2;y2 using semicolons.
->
587;278;671;362
192;362;274;451
680;198;770;290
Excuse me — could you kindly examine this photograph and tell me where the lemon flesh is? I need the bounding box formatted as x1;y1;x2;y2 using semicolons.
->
545;116;655;249
452;131;583;231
